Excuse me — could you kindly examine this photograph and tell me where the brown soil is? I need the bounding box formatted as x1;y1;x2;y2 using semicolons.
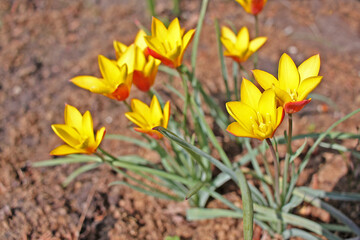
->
1;0;360;239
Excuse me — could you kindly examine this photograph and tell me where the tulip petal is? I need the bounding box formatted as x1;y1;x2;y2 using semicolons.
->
50;144;88;155
168;18;182;44
226;101;257;132
150;95;163;126
252;69;279;90
240;78;261;109
152;16;168;38
125;112;150;129
273;86;292;106
51;124;81;147
227;122;257;139
298;54;320;82
162;101;171;128
134;29;148;51
113;40;128;58
82;111;95;144
71;76;113;94
221;26;237;43
95;127;106;148
64;104;82;130
133;45;146;71
248;37;267;53
258;89;277;124
117;45;136;74
144;36;167;57
236;27;250;54
275;107;285;131
98;55;122;87
284;99;311;114
278;53;300;92
297;76;323;101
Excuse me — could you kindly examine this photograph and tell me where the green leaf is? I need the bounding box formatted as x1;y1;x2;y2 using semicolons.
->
105;134;152;149
62;162;102;187
290;139;307;163
298;187;360;201
282;195;303;213
186;182;206;200
187;208;242;220
32;155;102;167
282;228;322;240
154;127;253;240
164;236;180;240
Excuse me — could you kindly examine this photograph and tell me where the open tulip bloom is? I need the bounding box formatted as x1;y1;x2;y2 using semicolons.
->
114;37;161;92
50;105;106;155
71;55;132;101
144;17;195;68
235;0;268;15
253;53;322;114
226;79;284;141
221;26;267;63
125;95;170;139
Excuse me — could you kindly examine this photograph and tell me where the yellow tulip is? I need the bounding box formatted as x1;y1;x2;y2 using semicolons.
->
235;0;267;15
226;79;284;140
50;105;106;155
71;55;132;101
253;53;322;114
221;26;267;63
125;95;170;139
114;33;161;92
144;17;195;68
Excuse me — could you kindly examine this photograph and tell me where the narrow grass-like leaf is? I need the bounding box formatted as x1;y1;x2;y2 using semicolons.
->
282;228;322;240
282;195;303;213
32;156;102;167
298;187;360;201
294;188;360;235
186;182;206;200
62;162;102;187
320;223;352;233
155;127;253;240
187;208;242;220
215;18;231;101
105;134;152;149
290;139;307;163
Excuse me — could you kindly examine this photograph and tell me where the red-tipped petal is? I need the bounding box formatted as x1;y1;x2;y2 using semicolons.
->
109;84;130;101
133;70;151;92
147;47;176;68
284;99;311;114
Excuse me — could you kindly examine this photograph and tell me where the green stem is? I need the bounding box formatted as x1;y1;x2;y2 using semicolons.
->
282;113;293;204
123;100;131;111
265;138;281;207
177;67;190;137
238;63;250;80
146;0;156;17
253;14;259;69
172;0;180;17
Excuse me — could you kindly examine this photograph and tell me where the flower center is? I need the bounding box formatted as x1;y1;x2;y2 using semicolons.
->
251;112;274;139
289;89;298;101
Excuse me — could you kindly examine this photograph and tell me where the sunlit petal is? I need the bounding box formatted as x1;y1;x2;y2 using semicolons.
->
252;69;279;90
240;78;261;109
298;54;320;82
50;145;88;155
278;53;300;92
297;76;323;101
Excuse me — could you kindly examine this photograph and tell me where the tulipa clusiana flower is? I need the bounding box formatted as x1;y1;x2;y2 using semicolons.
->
50;104;106;155
253;53;322;113
235;0;268;15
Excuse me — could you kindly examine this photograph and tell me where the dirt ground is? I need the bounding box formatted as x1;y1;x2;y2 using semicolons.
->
1;0;360;239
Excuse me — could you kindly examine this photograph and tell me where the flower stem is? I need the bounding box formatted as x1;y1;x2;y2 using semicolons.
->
123;100;131;111
253;14;259;69
282;113;292;204
177;67;190;137
265;138;281;207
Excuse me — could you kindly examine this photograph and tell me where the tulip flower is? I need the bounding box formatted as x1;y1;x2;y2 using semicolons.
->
226;79;284;140
50;105;106;155
114;40;161;92
144;17;195;68
253;53;322;114
235;0;267;15
71;55;132;101
221;26;267;63
125;95;170;139
113;29;149;58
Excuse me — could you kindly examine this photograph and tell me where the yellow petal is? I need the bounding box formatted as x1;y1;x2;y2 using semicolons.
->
278;53;300;92
125;112;149;129
273;86;292;105
151;17;167;38
168;18;182;43
51;124;81;147
236;27;250;54
64;104;82;130
98;55;121;87
150;95;163;126
252;69;279;90
221;26;237;43
82;111;95;144
298;54;320;82
117;45;136;74
71;76;113;94
179;29;195;62
226;122;256;139
50;144;88;155
258;89;277;124
133;45;146;71
240;78;261;109
162;101;171;128
134;29;148;51
297;76;323;101
226;101;257;132
113;40;128;58
220;37;236;54
144;36;166;56
248;37;267;53
95;127;106;148
275;107;284;130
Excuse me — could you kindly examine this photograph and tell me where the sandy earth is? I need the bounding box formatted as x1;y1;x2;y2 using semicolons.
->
1;0;360;239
